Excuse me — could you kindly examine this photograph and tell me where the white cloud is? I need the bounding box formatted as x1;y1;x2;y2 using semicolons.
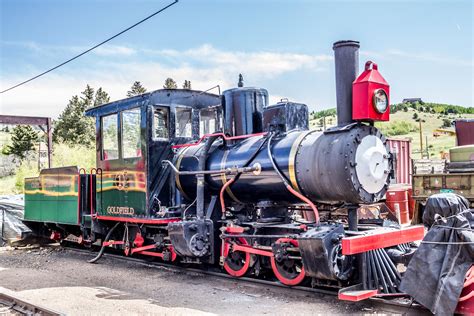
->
0;44;333;118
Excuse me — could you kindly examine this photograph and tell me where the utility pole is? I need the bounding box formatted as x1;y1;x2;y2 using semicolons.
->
419;119;423;159
425;135;429;159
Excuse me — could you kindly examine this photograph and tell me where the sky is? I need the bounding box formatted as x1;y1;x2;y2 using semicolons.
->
0;0;473;118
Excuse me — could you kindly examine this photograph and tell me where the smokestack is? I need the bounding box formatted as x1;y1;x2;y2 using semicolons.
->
333;40;360;126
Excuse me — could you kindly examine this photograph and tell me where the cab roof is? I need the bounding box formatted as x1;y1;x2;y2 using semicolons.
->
85;89;221;117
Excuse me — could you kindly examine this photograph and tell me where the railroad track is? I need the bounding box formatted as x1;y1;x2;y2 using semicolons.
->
62;245;427;314
0;292;62;316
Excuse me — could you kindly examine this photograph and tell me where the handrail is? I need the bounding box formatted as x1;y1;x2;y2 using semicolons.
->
77;168;87;225
89;168;103;218
171;132;267;149
162;160;258;176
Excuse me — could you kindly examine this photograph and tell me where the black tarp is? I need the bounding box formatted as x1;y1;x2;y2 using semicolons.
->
400;193;474;315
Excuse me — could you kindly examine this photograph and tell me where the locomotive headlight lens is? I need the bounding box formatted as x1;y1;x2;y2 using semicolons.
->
373;89;388;113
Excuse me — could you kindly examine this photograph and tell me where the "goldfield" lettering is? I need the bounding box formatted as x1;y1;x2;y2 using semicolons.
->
106;206;135;215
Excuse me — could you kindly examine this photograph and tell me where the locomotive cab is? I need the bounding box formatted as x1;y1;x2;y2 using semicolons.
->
85;89;222;220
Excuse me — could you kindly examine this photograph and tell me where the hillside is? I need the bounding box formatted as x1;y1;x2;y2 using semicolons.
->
309;103;474;159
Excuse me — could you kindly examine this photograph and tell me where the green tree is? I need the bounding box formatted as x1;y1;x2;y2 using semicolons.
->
182;80;192;90
412;112;418;120
312;108;337;119
94;87;110;107
127;81;147;97
54;85;110;147
163;78;177;89
5;125;38;159
442;118;452;128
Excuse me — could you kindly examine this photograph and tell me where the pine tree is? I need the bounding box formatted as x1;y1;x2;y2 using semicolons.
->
53;85;110;147
182;80;192;90
127;81;147;97
6;125;38;159
163;78;177;89
95;87;110;106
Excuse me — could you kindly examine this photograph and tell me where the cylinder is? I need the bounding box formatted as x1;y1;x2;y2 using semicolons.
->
386;188;410;224
174;124;392;205
333;40;360;126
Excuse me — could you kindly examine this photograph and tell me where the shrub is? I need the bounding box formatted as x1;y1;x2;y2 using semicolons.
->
441;118;452;128
14;161;39;193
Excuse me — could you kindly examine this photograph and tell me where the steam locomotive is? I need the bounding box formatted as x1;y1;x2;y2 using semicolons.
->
23;41;424;301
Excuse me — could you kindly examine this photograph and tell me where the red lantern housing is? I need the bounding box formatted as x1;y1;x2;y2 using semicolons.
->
352;61;390;122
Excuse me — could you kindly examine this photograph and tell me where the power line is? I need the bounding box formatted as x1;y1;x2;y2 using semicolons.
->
0;0;178;94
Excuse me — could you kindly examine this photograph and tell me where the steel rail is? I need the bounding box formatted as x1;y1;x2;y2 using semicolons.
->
0;292;63;316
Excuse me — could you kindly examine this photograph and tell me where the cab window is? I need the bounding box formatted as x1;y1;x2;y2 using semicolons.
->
175;107;192;137
121;108;141;158
200;108;217;136
101;114;119;160
153;107;169;139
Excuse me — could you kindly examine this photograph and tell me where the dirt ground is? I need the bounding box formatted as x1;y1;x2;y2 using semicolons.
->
0;246;426;315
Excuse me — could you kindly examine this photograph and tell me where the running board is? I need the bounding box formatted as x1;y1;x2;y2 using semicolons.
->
338;284;378;301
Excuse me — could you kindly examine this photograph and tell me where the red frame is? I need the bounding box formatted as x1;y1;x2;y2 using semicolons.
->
341;226;424;255
96;215;180;225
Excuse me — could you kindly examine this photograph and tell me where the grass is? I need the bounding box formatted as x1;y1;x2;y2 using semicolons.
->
380;109;473;159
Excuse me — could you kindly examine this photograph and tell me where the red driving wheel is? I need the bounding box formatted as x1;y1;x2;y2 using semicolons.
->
223;237;251;277
271;238;306;286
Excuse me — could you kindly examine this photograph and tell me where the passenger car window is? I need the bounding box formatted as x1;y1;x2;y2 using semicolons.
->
101;114;119;160
175;107;192;138
153;107;169;139
121;108;142;158
200;108;217;136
